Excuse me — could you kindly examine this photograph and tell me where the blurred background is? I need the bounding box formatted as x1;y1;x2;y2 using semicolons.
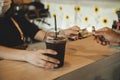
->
11;0;120;31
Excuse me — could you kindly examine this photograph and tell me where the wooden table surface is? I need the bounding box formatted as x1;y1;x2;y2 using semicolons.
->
0;36;119;80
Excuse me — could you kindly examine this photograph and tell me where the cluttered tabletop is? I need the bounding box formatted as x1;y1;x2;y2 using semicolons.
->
0;36;119;80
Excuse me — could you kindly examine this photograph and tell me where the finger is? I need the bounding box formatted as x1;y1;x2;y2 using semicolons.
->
38;49;57;55
71;26;80;31
101;41;107;46
96;37;101;44
93;31;105;36
39;54;60;64
34;62;55;69
44;61;58;69
109;42;120;46
94;36;101;43
69;30;79;35
36;60;58;69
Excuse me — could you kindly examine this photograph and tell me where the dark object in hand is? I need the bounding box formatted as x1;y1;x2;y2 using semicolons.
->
94;35;109;46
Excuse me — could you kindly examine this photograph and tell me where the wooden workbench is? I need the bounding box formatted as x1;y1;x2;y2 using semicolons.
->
0;36;119;80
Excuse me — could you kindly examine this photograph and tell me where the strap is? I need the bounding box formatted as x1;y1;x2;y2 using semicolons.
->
11;17;26;42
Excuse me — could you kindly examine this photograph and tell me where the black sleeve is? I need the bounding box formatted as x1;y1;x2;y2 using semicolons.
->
14;16;41;39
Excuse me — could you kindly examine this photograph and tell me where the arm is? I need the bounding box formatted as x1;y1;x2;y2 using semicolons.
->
0;46;27;61
0;45;59;69
34;26;80;41
34;30;47;41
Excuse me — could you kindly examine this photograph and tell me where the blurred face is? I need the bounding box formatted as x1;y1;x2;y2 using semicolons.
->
0;0;11;15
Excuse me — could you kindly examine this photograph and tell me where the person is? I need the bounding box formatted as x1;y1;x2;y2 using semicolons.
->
0;0;80;69
93;27;120;46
